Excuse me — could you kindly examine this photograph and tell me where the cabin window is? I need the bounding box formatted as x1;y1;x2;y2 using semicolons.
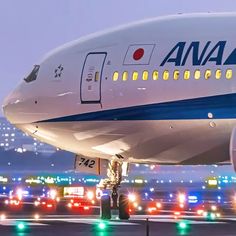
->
226;69;233;80
152;70;158;80
184;70;190;80
194;70;201;80
113;71;119;81
205;70;211;80
142;70;148;80
122;71;128;81
173;70;180;80
132;71;138;81
215;69;222;80
163;70;169;80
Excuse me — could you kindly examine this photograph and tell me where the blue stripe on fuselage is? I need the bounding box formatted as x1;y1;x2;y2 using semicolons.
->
38;93;236;123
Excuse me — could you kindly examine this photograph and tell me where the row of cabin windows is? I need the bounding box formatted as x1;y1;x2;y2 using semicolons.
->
112;69;233;81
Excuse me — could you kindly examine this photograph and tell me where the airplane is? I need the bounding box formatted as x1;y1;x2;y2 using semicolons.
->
3;12;236;219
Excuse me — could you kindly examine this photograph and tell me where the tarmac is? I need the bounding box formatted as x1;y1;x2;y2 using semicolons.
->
0;214;236;236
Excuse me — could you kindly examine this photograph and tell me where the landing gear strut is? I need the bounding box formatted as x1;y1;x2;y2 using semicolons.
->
98;159;130;220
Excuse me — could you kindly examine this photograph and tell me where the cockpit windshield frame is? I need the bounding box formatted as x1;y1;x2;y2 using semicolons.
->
24;65;40;83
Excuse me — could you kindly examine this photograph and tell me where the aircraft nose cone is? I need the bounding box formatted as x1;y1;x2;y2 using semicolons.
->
2;91;20;124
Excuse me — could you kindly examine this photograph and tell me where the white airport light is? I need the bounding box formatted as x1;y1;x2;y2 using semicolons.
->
156;202;162;209
128;193;136;202
138;206;142;211
16;188;23;200
87;191;94;200
49;189;57;199
178;193;186;204
0;214;6;221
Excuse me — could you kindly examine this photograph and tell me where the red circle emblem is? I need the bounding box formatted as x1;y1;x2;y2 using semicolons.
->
133;48;144;61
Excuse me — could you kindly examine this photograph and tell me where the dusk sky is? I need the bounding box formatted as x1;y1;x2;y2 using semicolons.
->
2;0;236;116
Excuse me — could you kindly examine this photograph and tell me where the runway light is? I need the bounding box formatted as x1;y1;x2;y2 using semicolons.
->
177;220;190;234
16;222;27;231
178;221;187;230
97;222;107;230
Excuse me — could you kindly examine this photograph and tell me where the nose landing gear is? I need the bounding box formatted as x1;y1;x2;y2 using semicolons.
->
98;160;130;220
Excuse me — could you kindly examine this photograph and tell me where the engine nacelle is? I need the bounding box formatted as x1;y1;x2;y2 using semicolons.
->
230;128;236;172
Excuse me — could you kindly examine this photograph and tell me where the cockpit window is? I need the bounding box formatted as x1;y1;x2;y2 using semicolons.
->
24;65;40;83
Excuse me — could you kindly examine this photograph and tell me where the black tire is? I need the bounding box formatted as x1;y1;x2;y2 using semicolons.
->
119;194;130;220
100;195;111;220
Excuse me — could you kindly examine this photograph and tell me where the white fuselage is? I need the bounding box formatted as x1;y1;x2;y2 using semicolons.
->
3;13;236;164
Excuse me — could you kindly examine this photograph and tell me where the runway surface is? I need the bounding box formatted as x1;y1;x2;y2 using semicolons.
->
0;214;236;236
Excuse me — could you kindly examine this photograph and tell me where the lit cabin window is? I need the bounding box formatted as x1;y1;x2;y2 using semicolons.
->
113;71;119;81
226;69;233;80
132;71;138;81
142;70;148;80
152;70;158;80
173;70;180;80
205;70;211;80
194;70;201;80
215;69;221;80
184;70;190;80
122;71;128;81
163;70;169;80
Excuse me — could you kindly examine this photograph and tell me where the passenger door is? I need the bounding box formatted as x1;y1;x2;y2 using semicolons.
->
80;52;107;103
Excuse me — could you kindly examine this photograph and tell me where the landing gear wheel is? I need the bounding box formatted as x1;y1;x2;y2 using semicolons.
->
119;194;130;220
100;195;111;220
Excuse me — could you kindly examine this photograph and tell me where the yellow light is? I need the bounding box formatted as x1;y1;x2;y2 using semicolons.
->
34;214;40;220
156;202;162;209
211;205;217;211
197;209;204;215
0;214;6;221
134;179;143;184
208;179;217;186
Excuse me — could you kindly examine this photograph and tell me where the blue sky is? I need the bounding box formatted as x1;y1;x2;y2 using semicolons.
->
1;0;236;115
